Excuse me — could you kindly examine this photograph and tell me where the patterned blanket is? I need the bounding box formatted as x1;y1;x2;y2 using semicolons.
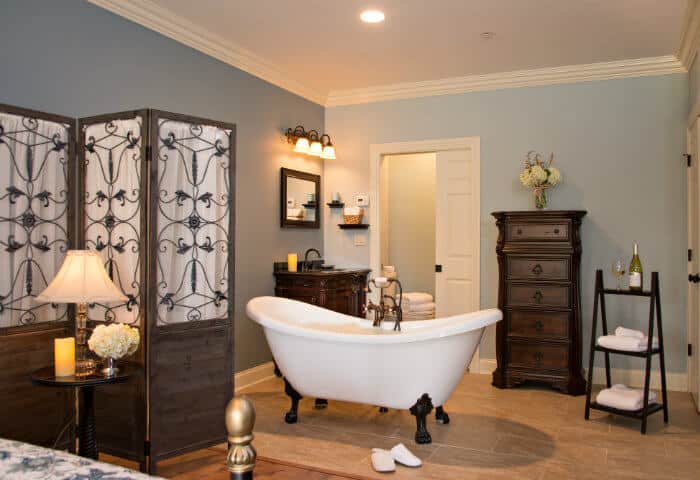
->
0;438;163;480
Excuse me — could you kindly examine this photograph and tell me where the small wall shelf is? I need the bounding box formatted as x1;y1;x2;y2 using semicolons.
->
338;224;369;229
327;202;345;208
302;203;317;209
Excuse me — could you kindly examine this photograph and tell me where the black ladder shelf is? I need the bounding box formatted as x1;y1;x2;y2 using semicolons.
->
584;269;669;434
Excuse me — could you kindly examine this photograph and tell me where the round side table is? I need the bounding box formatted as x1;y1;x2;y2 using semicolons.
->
32;362;139;460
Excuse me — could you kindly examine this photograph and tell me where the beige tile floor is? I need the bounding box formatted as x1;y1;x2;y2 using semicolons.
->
237;374;700;480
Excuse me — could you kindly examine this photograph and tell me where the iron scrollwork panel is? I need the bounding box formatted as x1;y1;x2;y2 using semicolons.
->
0;110;70;327
155;118;232;325
82;115;143;325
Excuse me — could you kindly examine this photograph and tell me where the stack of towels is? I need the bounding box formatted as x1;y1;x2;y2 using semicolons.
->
597;326;658;352
596;384;657;411
399;292;436;320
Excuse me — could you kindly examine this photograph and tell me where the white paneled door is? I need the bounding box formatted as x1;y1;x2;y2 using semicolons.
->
688;120;700;412
435;149;480;368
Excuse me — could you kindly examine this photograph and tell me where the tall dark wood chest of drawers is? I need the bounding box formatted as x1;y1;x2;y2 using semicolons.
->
491;210;587;395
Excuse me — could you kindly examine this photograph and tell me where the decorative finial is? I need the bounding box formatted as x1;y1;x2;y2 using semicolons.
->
226;396;257;479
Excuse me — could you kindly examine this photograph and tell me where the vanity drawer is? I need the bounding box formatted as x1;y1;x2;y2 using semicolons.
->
507;257;570;281
506;222;569;242
507;310;570;339
508;341;569;370
507;284;570;308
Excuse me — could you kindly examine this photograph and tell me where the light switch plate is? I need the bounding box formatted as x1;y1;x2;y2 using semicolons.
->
354;193;369;207
354;233;367;246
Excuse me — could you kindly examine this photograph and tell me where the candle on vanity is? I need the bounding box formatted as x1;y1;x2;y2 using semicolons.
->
332;192;341;202
287;253;298;272
54;337;75;377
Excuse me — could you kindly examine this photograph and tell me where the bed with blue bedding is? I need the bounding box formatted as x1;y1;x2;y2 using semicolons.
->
0;438;162;480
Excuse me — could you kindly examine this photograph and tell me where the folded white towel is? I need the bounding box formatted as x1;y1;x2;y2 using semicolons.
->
404;302;436;313
614;326;645;339
399;292;433;305
597;334;658;352
596;384;657;411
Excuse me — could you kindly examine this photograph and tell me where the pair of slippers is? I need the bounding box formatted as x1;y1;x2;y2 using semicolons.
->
371;443;421;473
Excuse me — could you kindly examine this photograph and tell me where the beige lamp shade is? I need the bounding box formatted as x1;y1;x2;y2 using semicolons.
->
36;250;127;304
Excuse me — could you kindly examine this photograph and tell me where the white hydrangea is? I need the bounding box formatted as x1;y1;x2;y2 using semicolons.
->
88;323;140;359
547;166;561;185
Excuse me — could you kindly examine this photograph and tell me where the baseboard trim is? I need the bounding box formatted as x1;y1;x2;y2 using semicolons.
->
234;361;276;392
478;358;687;392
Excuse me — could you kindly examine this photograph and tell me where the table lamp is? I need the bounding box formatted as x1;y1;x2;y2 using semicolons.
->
37;250;127;375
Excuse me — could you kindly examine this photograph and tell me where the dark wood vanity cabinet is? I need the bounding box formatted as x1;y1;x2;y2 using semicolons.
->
492;211;587;395
274;269;371;317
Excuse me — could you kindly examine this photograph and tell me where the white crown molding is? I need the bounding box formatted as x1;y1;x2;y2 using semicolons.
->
87;0;326;106
678;0;700;69
326;56;686;107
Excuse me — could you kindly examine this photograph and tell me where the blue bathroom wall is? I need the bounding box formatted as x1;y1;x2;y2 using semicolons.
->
0;0;325;371
325;74;689;375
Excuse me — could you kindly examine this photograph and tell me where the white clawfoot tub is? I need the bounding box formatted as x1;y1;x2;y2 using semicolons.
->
246;296;502;443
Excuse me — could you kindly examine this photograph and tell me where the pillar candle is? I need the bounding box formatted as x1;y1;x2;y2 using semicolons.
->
287;253;298;272
332;192;341;202
54;337;75;377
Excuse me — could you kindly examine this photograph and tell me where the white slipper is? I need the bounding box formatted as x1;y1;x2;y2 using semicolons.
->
371;448;396;473
390;443;422;467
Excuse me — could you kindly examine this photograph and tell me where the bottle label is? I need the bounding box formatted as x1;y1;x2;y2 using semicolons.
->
629;272;641;288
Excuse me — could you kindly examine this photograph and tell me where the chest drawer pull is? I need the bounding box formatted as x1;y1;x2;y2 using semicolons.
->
553;228;560;234
534;351;544;363
531;264;543;275
531;290;544;304
517;228;523;235
534;319;544;331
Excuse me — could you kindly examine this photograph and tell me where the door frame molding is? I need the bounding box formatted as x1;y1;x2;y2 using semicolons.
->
368;136;481;370
687;116;699;406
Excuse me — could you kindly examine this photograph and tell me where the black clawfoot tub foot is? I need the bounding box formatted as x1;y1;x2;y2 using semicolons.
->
284;378;302;424
435;406;450;424
409;393;434;444
314;398;328;409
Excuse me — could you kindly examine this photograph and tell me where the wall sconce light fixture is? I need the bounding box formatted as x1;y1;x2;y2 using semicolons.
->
286;125;336;159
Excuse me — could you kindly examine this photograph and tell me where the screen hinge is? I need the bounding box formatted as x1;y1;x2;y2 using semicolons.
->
686;153;692;167
689;249;693;262
690;344;693;357
144;440;151;456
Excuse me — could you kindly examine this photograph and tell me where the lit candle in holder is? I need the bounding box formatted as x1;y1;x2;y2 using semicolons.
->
54;337;75;377
287;253;298;272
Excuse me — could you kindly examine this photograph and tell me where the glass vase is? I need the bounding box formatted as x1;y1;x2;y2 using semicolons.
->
534;190;548;210
102;357;119;376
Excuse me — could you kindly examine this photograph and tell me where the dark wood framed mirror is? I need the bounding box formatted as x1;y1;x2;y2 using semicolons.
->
280;167;321;229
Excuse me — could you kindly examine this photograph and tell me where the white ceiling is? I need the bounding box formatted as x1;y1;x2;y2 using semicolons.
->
95;0;690;103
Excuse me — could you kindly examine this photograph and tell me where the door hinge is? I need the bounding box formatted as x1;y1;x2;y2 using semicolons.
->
690;344;694;357
686;153;692;167
690;249;693;262
435;264;442;273
144;440;151;456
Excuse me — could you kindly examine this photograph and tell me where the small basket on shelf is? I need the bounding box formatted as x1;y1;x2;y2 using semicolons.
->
343;207;363;225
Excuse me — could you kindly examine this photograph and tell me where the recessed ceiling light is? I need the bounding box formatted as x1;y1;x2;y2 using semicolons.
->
360;9;385;23
481;32;495;40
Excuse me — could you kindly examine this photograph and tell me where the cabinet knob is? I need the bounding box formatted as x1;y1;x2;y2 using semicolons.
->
531;264;543;275
553;228;560;234
531;290;544;304
516;228;523;235
534;352;544;362
534;320;544;331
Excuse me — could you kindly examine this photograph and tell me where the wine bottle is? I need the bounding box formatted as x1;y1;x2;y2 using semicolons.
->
628;243;643;291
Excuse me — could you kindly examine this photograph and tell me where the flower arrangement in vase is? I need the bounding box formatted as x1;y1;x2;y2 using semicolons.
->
518;151;561;209
88;323;140;375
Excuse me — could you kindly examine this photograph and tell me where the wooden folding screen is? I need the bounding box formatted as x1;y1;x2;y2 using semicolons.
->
0;103;75;447
78;109;235;472
0;104;234;474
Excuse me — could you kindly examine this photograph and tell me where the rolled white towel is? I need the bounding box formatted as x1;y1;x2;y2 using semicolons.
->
596;384;657;411
404;302;436;313
597;334;658;352
399;292;433;305
615;326;645;339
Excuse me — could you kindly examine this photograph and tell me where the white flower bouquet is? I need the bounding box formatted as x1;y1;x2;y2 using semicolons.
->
519;151;562;209
88;323;140;360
